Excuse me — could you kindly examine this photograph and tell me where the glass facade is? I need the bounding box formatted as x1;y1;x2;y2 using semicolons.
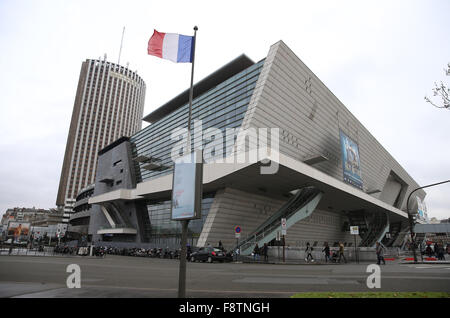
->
146;194;215;246
130;59;265;183
128;59;265;246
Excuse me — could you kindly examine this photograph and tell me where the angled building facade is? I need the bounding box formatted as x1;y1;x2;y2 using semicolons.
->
57;58;146;223
87;41;426;252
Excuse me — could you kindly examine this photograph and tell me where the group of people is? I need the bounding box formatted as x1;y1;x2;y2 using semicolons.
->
251;242;350;263
228;239;450;264
325;241;386;265
252;243;269;262
313;242;347;263
424;242;446;260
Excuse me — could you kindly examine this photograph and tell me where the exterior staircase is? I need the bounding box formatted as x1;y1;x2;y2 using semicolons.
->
236;187;323;255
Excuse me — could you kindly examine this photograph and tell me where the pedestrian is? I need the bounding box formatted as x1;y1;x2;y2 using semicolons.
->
433;242;439;259
235;247;240;257
338;242;347;263
186;244;192;260
305;242;314;262
263;243;269;262
433;242;439;257
322;242;330;263
437;243;445;261
218;240;223;251
376;242;386;265
253;243;260;261
425;244;432;257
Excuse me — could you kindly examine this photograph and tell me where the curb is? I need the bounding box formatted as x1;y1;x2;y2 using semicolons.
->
400;261;450;265
240;260;382;265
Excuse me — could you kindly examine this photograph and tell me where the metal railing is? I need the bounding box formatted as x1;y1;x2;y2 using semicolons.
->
98;223;135;230
236;187;322;254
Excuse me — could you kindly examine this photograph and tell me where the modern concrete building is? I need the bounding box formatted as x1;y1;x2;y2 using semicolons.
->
66;184;95;241
56;57;146;223
87;41;426;253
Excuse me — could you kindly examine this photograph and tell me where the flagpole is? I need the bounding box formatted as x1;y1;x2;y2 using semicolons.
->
187;25;198;149
178;25;198;299
118;26;125;65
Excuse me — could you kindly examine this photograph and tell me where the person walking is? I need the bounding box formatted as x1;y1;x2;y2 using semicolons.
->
186;244;192;260
433;242;439;257
338;242;347;263
425;244;433;257
376;242;386;265
218;240;223;251
437;243;445;261
263;243;269;262
253;243;260;261
322;242;331;263
305;242;314;262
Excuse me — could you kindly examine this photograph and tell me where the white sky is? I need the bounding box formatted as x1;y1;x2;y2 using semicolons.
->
0;0;449;220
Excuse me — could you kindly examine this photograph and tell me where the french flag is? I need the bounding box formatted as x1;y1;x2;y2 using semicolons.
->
148;29;194;63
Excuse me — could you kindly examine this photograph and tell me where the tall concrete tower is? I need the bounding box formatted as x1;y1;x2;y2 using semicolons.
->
57;57;146;222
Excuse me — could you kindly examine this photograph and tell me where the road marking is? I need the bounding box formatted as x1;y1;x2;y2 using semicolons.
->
414;266;450;269
62;284;297;296
233;277;360;285
2;281;297;297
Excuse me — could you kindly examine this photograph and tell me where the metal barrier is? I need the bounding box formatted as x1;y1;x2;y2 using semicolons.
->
0;246;72;257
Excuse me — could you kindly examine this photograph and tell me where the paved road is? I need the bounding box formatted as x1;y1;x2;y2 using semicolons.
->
0;255;449;298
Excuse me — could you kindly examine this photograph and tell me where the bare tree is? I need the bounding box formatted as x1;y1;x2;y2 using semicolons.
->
425;63;450;110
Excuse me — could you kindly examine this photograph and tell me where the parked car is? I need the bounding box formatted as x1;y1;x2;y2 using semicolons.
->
189;247;227;263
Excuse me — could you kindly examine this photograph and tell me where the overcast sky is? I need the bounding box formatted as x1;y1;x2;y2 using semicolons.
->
0;0;449;220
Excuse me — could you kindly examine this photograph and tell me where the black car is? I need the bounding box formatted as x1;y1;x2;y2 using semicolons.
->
189;247;227;263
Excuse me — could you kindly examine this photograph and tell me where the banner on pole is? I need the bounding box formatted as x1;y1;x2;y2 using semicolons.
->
171;151;203;221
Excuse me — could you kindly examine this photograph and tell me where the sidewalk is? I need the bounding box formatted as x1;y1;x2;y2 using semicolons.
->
400;260;450;265
238;256;391;265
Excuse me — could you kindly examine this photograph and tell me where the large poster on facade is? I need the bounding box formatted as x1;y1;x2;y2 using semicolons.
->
171;151;203;220
416;197;429;221
7;221;31;242
339;130;363;190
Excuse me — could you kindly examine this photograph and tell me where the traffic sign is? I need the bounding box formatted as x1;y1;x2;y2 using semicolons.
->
234;226;241;238
350;226;359;235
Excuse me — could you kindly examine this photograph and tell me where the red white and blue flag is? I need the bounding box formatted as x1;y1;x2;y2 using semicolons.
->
147;29;194;63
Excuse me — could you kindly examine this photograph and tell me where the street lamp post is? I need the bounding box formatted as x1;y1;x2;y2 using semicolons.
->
406;179;450;263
